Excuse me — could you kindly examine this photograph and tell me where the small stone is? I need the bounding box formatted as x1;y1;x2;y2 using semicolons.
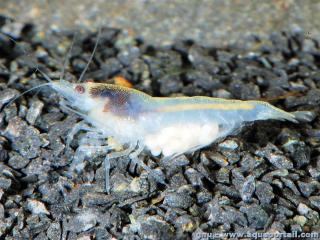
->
255;143;293;169
26;199;49;215
297;203;311;216
117;46;140;66
161;154;189;176
18;104;28;118
22;157;48;177
0;88;19;109
206;152;229;167
308;167;320;179
132;215;175;240
26;99;44;125
207;199;248;227
158;75;183;95
47;222;61;240
268;154;293;169
163;192;193;210
240;204;269;229
169;172;189;188
283;140;311;168
221;150;240;164
174;214;197;233
77;236;91;240
216;167;230;184
293;215;307;227
8;151;30;169
4;116;28;139
38;183;62;205
297;181;319;197
0;189;3;200
0;204;4;219
4;104;17;121
309;196;320;210
185;168;203;187
67;209;99;233
276;205;294;217
219;140;239;151
231;168;245;190
240;153;264;172
281;177;300;195
0;112;4;128
255;181;274;204
0;177;11;190
184;71;221;91
212;89;232;99
215;184;241;199
0;147;8;162
95;227;113;240
240;175;255;203
196;189;212;205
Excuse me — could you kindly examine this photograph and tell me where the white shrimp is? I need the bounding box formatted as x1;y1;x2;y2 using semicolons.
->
2;30;314;194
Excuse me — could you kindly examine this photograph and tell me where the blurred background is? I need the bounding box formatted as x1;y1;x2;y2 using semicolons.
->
0;0;319;47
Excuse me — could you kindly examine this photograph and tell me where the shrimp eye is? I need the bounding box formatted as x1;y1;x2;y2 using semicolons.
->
75;85;85;94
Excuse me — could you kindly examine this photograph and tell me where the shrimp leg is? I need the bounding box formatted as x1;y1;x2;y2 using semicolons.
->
66;120;98;147
129;143;167;186
68;131;109;175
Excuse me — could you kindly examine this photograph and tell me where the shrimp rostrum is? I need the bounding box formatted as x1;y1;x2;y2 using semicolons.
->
49;80;313;193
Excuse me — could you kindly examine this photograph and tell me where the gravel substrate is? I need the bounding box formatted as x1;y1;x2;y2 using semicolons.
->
0;16;320;239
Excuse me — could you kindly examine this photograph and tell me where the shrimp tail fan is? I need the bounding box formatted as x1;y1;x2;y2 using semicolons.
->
291;111;316;123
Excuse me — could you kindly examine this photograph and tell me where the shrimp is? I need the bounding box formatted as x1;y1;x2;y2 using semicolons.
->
2;30;314;194
49;80;314;193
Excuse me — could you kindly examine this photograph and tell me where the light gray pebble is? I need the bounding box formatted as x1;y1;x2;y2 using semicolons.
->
185;168;203;187
207;198;248;227
0;88;19;109
297;203;312;216
67;209;99;233
240;204;269;229
0;177;12;190
8;151;30;169
216;167;230;184
26;199;49;215
47;222;61;240
206;152;229;167
163;192;193;210
26;99;44;125
309;196;320;210
255;143;293;169
196;189;212;205
218;139;239;151
297;180;319;197
240;175;255;203
131;215;175;240
255;181;274;204
281;177;300;196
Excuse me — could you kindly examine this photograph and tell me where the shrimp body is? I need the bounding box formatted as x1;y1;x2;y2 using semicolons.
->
51;81;307;159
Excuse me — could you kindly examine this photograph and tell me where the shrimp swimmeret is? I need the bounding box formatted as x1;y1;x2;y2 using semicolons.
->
48;80;313;193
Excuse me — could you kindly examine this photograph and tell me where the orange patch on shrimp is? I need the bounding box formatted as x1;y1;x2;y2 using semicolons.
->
114;76;133;88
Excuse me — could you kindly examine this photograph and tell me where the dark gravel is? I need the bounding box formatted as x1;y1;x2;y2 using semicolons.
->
0;17;320;239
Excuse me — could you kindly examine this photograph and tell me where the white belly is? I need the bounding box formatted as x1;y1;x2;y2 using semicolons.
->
87;110;142;144
144;122;219;157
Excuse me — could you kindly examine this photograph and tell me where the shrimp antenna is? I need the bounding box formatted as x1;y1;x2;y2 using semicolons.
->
60;34;77;82
6;82;52;107
77;27;102;83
